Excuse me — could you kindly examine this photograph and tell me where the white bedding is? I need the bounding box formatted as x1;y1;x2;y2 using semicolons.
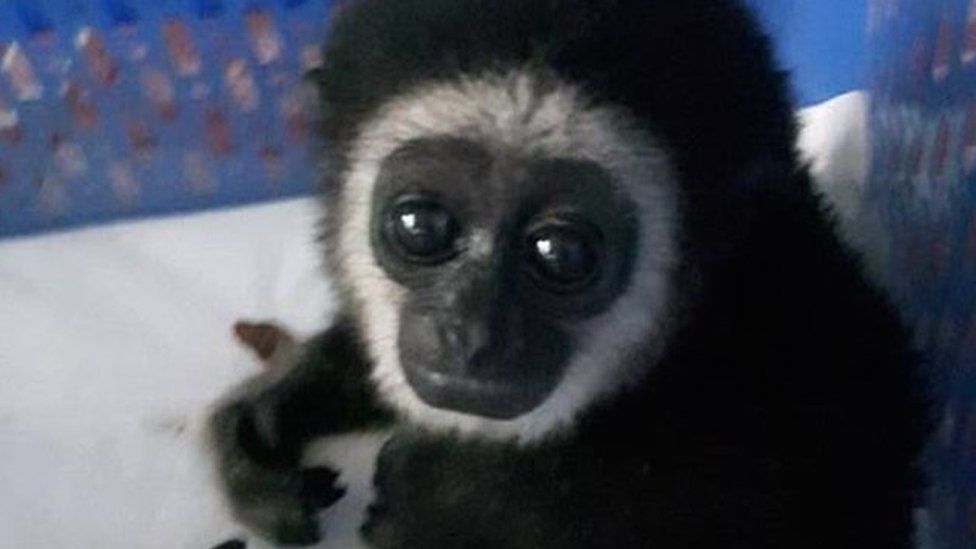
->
0;93;869;549
0;199;336;548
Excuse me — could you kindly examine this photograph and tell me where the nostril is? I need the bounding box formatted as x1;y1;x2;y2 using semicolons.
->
437;326;460;354
456;314;492;350
466;346;494;373
433;324;496;375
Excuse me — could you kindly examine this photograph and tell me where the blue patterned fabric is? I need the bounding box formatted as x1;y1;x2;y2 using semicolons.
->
0;0;330;238
865;1;976;547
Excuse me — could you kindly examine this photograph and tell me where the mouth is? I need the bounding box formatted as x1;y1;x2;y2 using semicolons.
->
402;360;550;420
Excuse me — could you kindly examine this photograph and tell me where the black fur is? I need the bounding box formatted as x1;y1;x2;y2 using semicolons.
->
209;0;928;547
210;322;393;544
209;539;246;549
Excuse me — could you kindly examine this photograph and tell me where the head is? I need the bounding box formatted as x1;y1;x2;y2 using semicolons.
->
313;0;797;442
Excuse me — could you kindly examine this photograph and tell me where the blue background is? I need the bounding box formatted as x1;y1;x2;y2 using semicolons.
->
746;0;868;105
0;0;330;238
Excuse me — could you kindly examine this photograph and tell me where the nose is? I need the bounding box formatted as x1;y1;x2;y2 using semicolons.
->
456;316;492;364
438;299;496;371
437;312;519;378
434;264;520;377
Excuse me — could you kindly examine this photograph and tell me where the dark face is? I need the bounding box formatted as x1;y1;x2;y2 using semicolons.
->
370;137;638;419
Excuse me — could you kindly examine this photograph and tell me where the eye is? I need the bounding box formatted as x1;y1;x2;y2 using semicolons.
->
524;221;602;292
384;196;460;264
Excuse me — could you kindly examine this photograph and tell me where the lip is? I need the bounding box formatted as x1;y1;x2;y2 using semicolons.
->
402;360;549;420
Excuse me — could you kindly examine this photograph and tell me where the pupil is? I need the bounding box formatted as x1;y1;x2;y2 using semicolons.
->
389;199;458;261
528;226;599;288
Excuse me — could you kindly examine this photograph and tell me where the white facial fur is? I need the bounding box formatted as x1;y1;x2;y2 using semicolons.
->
333;69;679;444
